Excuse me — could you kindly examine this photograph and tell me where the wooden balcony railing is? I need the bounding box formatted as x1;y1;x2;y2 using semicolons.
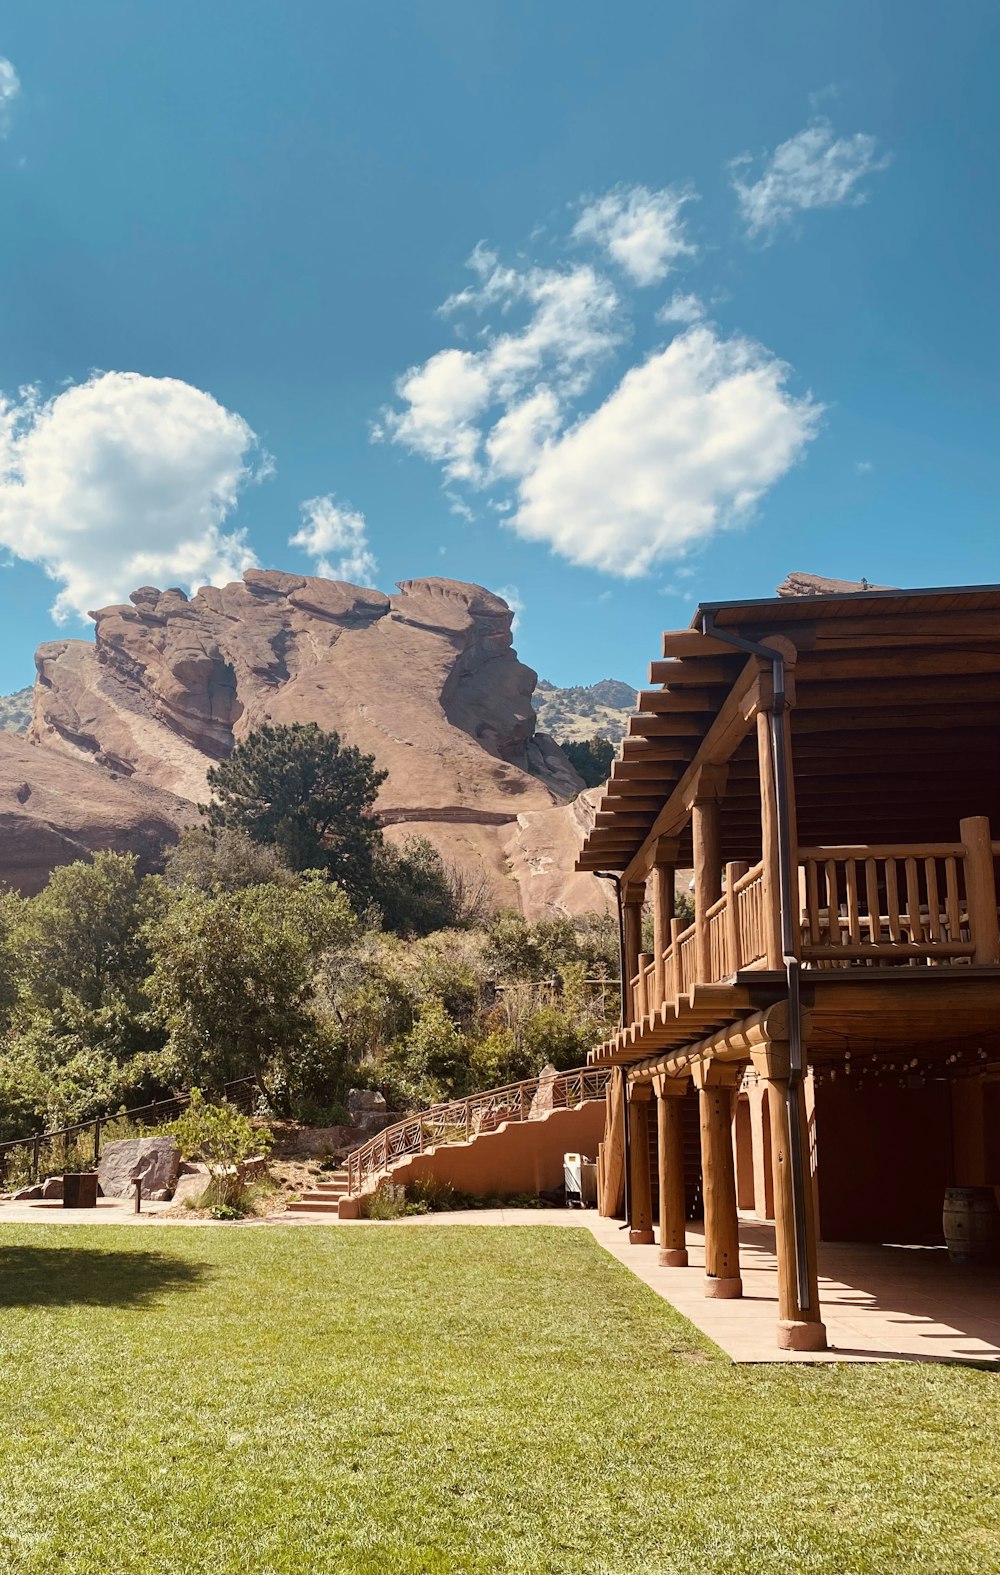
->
628;817;999;1023
345;1065;613;1196
799;843;975;965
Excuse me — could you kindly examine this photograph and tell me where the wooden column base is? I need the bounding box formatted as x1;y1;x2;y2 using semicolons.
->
659;1246;689;1267
777;1318;828;1352
704;1275;743;1299
629;1227;655;1245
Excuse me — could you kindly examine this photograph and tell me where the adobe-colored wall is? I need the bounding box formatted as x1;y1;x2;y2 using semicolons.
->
365;1103;607;1200
813;1078;954;1244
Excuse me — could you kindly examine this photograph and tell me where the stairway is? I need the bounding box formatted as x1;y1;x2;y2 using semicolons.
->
286;1167;350;1216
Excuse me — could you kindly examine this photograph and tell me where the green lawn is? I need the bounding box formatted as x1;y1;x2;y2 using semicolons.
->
0;1224;997;1575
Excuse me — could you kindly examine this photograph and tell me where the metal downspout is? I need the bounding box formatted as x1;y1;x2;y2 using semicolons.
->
699;613;813;1313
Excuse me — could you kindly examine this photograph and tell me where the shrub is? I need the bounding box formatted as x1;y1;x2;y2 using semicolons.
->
169;1090;272;1210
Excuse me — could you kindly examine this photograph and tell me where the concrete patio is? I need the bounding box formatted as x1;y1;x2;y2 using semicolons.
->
336;1206;1000;1365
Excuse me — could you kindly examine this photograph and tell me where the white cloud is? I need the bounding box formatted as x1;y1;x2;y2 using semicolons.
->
377;251;620;483
855;460;873;474
573;184;696;286
494;583;523;632
508;327;821;577
290;495;378;584
732;119;888;239
0;58;20;134
377;191;823;583
0;371;266;621
656;291;706;326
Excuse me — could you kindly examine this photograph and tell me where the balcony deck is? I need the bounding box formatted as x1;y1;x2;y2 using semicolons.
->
591;832;1000;1068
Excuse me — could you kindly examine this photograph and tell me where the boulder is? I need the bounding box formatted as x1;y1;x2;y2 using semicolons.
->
97;1137;180;1199
12;1184;42;1201
40;1175;63;1199
348;1089;387;1115
171;1165;212;1208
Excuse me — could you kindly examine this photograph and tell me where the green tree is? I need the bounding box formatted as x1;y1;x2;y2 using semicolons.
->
145;876;355;1105
203;723;387;908
561;736;616;788
163;826;299;892
0;854;166;1129
169;1089;272;1211
373;836;460;936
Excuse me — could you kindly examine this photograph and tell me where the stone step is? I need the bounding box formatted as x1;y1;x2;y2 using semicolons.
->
287;1196;343;1214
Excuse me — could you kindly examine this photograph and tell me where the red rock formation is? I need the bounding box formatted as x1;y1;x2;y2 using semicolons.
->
0;734;189;894
21;572;606;913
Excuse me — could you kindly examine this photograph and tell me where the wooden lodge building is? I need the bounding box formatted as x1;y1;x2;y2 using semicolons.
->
577;581;1000;1352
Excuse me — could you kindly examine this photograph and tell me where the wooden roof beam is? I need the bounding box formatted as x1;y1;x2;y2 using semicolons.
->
617;653;775;887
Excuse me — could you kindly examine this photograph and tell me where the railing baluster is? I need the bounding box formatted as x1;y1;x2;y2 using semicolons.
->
925;858;942;944
945;856;961;941
885;858;902;941
865;859;882;945
905;857;923;943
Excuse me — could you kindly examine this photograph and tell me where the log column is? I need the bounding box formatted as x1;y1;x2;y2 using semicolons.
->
654;1074;689;1266
693;1059;742;1298
754;651;798;972
752;1039;827;1352
961;815;1000;964
651;838;679;1009
626;1082;655;1244
690;768;727;984
622;881;645;1025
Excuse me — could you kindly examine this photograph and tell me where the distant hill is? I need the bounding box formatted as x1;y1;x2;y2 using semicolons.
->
534;678;636;744
0;687;32;733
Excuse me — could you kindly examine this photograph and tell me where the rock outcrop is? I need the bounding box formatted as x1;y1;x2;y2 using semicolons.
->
15;572;598;910
777;571;893;598
504;787;615;921
0;733;189;894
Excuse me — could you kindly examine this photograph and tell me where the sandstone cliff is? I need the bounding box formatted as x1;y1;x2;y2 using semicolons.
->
17;572;613;918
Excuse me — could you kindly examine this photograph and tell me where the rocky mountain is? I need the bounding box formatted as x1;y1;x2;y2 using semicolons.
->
0;686;32;732
532;678;637;744
4;572;615;919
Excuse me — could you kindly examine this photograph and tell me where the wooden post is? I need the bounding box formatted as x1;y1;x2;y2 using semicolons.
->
756;701;798;971
689;768;726;985
651;839;679;1009
655;1076;689;1266
668;917;682;1006
752;1040;827;1351
635;952;652;1021
627;1084;655;1244
960;815;1000;964
694;1061;742;1298
723;860;750;976
622;883;645;1025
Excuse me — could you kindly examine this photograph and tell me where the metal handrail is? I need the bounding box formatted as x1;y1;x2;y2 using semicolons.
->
345;1064;613;1195
0;1077;258;1184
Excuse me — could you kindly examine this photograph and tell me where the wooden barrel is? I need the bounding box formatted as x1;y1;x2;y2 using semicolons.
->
943;1186;1000;1264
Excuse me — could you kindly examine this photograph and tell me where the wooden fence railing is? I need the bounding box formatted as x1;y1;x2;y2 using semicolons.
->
627;819;999;1023
345;1064;613;1196
0;1078;258;1185
798;843;975;965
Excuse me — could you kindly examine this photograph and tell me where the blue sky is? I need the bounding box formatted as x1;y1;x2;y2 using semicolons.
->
0;2;996;695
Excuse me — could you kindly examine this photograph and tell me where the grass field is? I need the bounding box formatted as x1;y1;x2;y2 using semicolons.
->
0;1223;997;1575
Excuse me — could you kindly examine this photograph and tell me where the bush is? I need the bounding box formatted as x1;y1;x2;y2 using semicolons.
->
169;1090;272;1210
